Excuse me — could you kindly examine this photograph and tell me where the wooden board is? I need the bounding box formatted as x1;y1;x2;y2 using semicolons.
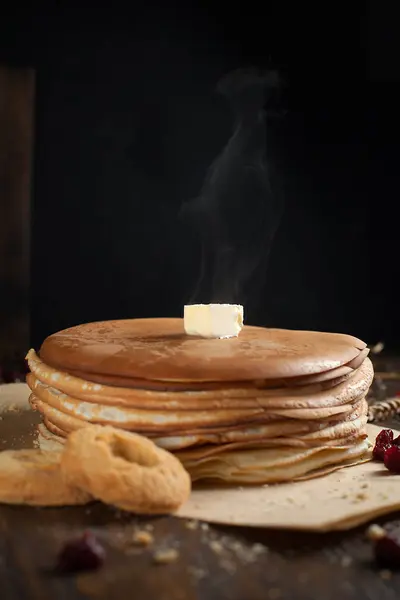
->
1;376;400;598
1;503;400;600
0;66;35;360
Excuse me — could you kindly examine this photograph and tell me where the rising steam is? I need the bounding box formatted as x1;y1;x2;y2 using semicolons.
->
180;68;284;309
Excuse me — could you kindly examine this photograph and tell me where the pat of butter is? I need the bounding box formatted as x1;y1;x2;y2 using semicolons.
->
184;304;244;339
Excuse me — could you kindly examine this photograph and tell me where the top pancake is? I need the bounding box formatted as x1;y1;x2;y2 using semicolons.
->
39;318;366;383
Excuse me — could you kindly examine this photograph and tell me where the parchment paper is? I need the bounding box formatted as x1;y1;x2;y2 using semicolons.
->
1;383;399;532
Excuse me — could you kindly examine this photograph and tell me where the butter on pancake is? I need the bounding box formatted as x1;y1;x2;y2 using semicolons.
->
27;318;373;484
184;304;244;339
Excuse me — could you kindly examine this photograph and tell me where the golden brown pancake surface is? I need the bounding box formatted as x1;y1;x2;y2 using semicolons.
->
26;350;373;410
40;318;366;383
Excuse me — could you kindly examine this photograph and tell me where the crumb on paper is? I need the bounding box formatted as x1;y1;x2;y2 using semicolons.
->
200;522;209;531
153;548;179;565
133;530;154;546
366;524;386;541
352;492;368;503
185;520;199;530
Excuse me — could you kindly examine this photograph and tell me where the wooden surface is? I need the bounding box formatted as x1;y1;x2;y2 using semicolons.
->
0;359;400;599
0;66;35;359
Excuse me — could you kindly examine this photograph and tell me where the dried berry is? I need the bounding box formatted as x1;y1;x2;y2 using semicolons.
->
373;429;394;461
56;531;105;573
374;533;400;568
384;446;400;473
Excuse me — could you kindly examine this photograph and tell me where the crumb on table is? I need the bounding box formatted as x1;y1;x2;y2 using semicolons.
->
133;530;154;546
152;548;179;565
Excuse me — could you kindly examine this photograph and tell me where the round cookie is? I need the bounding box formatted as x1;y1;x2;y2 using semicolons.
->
0;449;92;506
61;425;191;514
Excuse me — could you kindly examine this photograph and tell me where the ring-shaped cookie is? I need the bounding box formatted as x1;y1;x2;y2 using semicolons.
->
61;425;191;514
0;449;92;506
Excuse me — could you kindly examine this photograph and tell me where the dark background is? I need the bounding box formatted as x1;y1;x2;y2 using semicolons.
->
1;2;399;350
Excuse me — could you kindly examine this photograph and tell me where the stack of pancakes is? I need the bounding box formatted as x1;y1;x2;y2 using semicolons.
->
26;318;374;484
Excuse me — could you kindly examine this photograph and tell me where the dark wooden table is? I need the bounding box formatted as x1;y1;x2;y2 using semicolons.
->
1;355;400;600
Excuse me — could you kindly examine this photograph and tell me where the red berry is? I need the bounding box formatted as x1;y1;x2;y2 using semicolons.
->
56;531;105;573
373;429;394;461
375;534;400;567
384;446;400;473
